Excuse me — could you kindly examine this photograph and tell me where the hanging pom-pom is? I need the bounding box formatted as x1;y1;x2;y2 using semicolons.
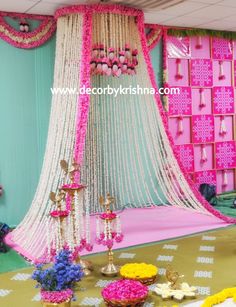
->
112;58;119;73
177;116;184;135
195;36;202;49
222;170;228;187
219;115;227;136
127;64;132;75
130;64;136;76
108;47;115;60
218;61;225;80
96;60;102;74
199;88;206;108
19;19;30;32
99;44;105;58
119;50;125;64
102;58;109;73
200;144;207;163
92;44;99;58
116;66;122;77
90;59;97;72
132;49;138;66
175;58;183;80
125;43;131;58
106;65;112;76
122;60;128;73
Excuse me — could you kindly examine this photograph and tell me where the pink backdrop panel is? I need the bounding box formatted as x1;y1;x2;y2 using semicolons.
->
234;61;236;85
192;115;215;143
216;169;235;193
212;38;233;60
190;59;213;87
194;144;214;171
215;141;236;169
175;144;194;172
194;170;217;189
213;60;232;86
169;117;191;144
190;36;210;59
214;115;234;142
192;88;212;115
168;87;192;115
234;41;236;59
168;58;189;86
212;86;234;114
167;36;190;59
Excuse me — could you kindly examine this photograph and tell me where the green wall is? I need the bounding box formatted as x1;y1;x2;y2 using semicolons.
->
0;35;56;226
0;34;162;226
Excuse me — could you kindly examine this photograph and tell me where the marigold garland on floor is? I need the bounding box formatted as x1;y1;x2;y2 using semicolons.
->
201;288;236;307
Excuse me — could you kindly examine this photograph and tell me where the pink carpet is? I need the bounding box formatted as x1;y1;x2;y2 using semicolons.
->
5;206;231;260
81;206;230;255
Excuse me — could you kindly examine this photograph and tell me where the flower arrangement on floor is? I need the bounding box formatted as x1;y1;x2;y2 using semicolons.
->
101;279;148;307
120;263;158;285
32;249;84;306
201;287;236;307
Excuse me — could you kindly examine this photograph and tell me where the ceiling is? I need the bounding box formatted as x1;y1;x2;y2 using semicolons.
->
1;0;236;31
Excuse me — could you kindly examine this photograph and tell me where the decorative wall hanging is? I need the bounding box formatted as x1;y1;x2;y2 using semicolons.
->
213;86;234;114
190;59;213;87
212;37;233;60
168;87;192;115
216;141;236;169
5;4;236;263
166;33;236;195
0;11;56;49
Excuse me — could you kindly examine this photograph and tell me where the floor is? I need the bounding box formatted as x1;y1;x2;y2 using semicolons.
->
1;226;236;307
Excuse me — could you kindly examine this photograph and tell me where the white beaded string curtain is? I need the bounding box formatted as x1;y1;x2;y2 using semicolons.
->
5;12;86;261
81;7;224;220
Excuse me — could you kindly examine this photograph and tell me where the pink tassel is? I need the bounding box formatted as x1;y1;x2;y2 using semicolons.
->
199;88;206;108
200;144;207;163
175;59;183;80
218;61;225;80
219;115;227;136
195;36;203;49
222;170;228;187
178;116;184;135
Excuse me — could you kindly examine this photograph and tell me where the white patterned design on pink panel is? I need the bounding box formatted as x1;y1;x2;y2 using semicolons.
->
213;87;234;114
216;141;236;169
169;87;192;115
212;38;232;60
195;170;217;188
176;144;194;172
191;59;213;87
192;115;214;143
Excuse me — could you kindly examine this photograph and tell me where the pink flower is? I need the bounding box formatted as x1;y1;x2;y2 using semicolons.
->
100;212;117;220
50;210;69;218
41;289;73;304
101;279;148;301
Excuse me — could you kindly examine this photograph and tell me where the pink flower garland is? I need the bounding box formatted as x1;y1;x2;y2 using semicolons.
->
136;12;235;223
73;10;93;170
145;24;164;50
0;12;56;49
102;279;148;301
41;289;73;304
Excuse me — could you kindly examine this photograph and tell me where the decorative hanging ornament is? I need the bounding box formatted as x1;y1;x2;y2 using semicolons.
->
175;58;183;80
177;116;184;135
125;43;131;58
19;19;30;32
108;47;115;60
218;61;225;80
219;115;227;136
199;88;206;108
119;50;125;63
222;170;228;187
200;144;207;163
195;36;202;49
